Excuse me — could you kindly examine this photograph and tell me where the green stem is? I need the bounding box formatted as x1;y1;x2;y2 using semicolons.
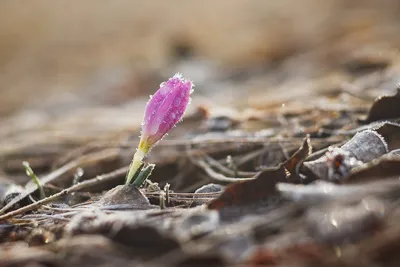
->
125;149;145;184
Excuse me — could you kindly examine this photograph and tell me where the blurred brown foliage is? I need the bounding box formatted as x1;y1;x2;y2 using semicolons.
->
0;0;400;116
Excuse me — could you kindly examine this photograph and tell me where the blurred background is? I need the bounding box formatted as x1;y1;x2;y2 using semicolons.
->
1;0;400;116
0;0;399;146
0;0;400;187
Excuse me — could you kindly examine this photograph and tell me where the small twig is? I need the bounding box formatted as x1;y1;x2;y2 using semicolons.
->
147;196;214;201
28;195;38;204
202;155;256;177
193;158;256;183
0;149;119;215
145;192;221;197
0;166;128;221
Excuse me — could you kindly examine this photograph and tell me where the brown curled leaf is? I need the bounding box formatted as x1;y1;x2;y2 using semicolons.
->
374;121;400;150
359;88;400;123
284;135;312;181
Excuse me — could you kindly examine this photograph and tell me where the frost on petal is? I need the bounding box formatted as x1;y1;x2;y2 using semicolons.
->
141;73;194;147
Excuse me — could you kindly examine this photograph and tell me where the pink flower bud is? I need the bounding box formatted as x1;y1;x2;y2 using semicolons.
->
139;73;194;152
125;73;193;184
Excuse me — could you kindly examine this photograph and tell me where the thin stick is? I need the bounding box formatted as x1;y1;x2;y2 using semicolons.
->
146;192;222;197
0;166;128;221
0;148;119;215
193;158;256;183
204;155;257;177
0;161;78;215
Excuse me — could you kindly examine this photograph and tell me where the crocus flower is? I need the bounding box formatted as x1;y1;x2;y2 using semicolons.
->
125;73;194;184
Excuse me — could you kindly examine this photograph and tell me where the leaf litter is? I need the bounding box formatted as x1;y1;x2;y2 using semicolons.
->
1;68;400;267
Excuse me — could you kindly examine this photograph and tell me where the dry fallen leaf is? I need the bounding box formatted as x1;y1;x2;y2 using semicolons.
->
360;88;400;123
